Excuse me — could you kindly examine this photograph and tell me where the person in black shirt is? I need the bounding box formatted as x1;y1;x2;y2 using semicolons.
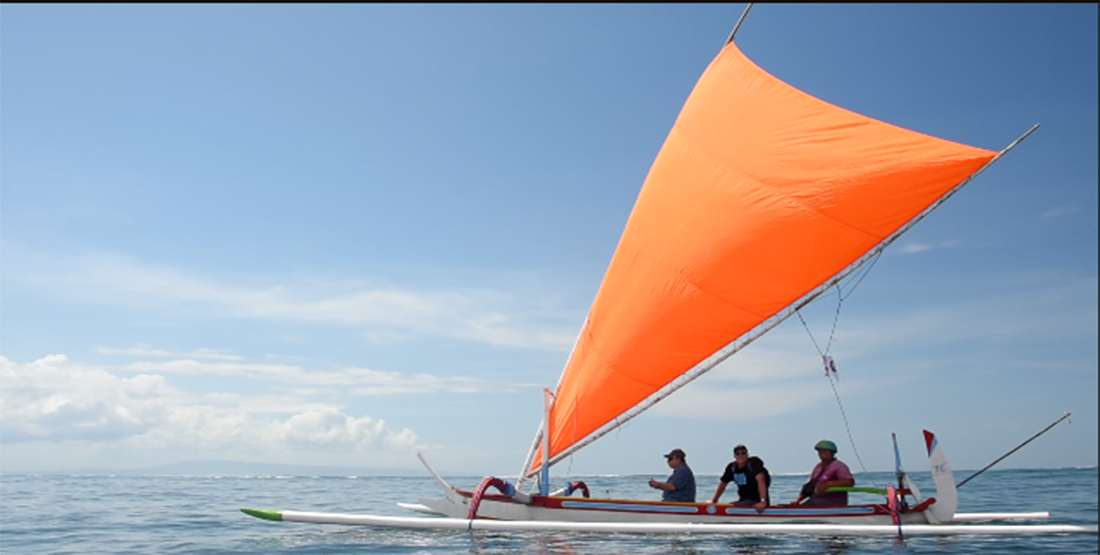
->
710;444;770;512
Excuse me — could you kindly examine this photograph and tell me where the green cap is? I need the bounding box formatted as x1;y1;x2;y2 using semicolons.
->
814;440;838;453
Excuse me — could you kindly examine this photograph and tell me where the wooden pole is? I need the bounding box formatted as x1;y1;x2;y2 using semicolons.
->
956;412;1072;488
726;3;754;45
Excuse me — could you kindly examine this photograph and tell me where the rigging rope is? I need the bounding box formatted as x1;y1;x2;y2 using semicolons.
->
796;251;884;479
825;361;870;477
796;304;870;476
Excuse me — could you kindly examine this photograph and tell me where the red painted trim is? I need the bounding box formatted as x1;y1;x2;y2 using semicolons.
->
911;497;936;512
536;496;706;513
454;486;935;520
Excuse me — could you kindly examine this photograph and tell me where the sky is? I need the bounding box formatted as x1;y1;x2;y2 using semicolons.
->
1;4;1096;480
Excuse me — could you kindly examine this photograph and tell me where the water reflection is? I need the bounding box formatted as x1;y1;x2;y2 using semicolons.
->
819;535;855;554
665;536;705;555
467;530;582;555
724;535;779;554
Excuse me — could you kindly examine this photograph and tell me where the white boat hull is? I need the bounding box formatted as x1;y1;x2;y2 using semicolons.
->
418;489;931;526
403;500;1050;524
269;509;1096;535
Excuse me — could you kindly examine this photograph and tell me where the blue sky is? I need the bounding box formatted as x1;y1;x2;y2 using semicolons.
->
1;4;1096;478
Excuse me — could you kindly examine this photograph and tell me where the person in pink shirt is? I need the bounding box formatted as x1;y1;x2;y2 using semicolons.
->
790;440;855;506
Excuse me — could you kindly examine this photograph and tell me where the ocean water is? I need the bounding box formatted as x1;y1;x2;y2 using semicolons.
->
1;468;1095;554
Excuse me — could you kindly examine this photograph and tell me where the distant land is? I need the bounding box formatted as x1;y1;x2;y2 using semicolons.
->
0;460;476;477
3;460;1092;478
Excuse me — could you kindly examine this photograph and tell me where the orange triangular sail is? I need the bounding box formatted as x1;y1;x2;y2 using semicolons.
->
534;41;996;471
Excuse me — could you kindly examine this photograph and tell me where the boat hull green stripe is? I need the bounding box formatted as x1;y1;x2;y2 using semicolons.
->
241;508;283;521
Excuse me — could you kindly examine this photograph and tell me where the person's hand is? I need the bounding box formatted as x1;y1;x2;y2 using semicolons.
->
753;500;767;513
648;479;659;489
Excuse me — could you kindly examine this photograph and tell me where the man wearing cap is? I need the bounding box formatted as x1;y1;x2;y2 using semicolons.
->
710;444;771;512
791;440;855;506
648;448;696;502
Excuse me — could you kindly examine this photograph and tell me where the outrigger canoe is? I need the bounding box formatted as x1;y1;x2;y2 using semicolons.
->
243;5;1095;537
242;430;1097;535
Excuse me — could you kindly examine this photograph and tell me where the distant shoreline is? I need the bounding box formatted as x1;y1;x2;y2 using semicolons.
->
2;462;1095;478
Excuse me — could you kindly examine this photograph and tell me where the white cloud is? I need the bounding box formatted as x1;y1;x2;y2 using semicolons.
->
897;239;957;254
115;357;485;394
0;355;420;459
271;408;419;452
93;345;243;360
644;272;1097;421
6;252;578;350
644;334;883;420
1041;206;1082;218
899;242;931;254
652;381;842;419
837;274;1097;353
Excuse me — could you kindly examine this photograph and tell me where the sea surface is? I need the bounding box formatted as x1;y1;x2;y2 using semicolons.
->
1;467;1096;554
